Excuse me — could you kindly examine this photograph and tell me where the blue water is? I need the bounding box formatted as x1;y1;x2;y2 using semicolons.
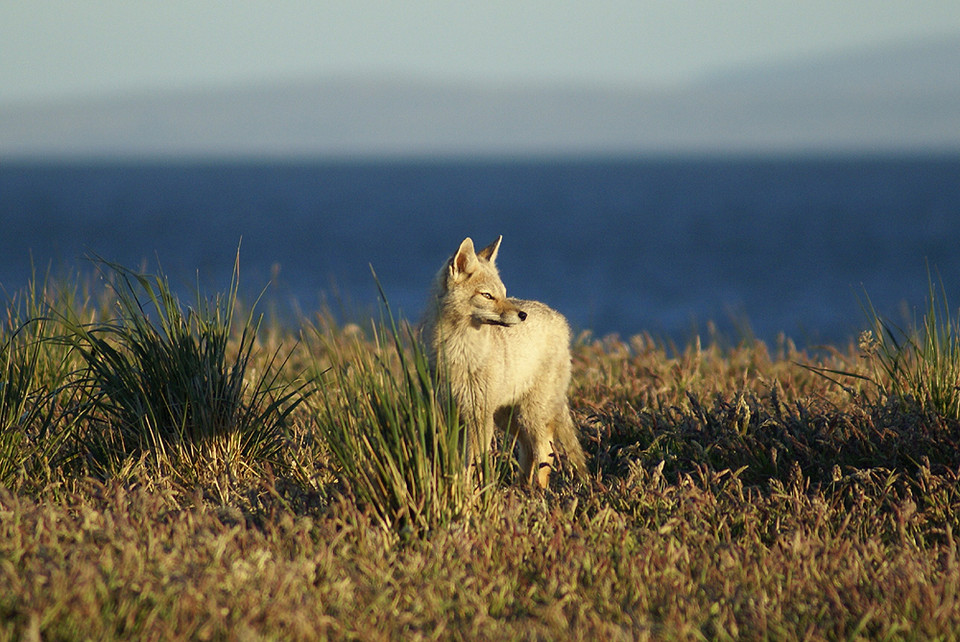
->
2;157;959;347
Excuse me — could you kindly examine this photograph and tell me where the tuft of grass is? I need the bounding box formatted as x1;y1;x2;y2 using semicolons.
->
808;272;960;421
58;256;303;483
0;272;85;488
311;283;480;535
0;321;67;486
858;274;960;420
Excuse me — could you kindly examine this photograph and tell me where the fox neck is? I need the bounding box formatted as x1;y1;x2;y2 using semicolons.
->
431;307;497;368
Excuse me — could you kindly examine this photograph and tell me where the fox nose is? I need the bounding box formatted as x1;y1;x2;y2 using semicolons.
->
518;310;527;321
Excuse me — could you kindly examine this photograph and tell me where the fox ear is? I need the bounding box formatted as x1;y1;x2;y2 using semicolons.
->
477;235;502;263
450;237;479;278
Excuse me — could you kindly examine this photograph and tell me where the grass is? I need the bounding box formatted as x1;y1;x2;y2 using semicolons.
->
2;260;960;639
858;274;960;420
310;290;476;534
0;272;85;487
57;257;305;487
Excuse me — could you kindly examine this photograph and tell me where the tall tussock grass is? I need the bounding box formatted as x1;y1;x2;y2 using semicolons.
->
0;273;85;487
859;276;960;420
311;294;477;534
808;273;960;422
55;257;304;482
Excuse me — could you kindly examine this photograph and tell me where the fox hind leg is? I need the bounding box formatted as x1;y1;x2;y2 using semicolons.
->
507;402;557;489
529;429;556;489
496;406;551;487
521;398;584;488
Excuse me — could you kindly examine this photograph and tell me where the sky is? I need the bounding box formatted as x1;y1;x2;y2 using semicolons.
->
2;1;960;105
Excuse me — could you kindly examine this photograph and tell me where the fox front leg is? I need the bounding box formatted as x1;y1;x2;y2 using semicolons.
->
464;410;497;482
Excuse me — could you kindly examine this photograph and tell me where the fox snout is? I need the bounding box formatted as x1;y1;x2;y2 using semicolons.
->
473;296;527;326
498;307;527;326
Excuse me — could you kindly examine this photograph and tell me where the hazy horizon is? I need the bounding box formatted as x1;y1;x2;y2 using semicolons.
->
2;34;959;158
3;2;960;106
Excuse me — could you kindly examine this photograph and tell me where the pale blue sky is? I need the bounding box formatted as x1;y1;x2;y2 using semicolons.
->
2;1;960;104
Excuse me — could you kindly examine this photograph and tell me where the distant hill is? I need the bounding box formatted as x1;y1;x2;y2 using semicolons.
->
2;36;959;158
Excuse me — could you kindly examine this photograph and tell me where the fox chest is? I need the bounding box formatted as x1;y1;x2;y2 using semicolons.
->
442;336;537;407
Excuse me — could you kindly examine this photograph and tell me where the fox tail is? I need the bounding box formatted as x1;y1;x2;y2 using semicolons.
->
556;415;587;475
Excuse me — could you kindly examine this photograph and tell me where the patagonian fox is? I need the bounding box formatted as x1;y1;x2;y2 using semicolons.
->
421;236;586;488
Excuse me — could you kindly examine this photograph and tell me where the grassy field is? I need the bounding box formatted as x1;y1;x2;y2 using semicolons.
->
2;261;960;640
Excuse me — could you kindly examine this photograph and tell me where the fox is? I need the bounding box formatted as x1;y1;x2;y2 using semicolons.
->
420;235;586;488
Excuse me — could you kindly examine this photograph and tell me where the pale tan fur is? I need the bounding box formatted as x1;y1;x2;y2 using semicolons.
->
420;235;586;488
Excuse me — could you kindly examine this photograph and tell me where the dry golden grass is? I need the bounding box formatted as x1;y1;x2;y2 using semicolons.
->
2;267;960;639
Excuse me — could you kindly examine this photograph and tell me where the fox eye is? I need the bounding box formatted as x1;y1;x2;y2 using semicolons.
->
479;292;495;300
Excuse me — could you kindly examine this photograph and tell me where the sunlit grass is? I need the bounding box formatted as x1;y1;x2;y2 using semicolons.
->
0;271;85;488
51;256;305;486
309;289;481;535
2;259;960;639
859;275;960;420
805;272;960;423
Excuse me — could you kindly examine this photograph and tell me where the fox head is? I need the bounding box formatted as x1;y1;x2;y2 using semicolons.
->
443;236;527;327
